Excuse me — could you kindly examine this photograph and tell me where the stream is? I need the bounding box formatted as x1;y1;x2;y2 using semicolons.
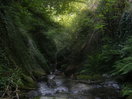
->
26;74;121;99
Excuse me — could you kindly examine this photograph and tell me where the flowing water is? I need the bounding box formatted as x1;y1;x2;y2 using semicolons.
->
27;74;121;99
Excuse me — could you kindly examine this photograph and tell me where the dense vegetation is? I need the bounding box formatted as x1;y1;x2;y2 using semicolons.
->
0;0;132;98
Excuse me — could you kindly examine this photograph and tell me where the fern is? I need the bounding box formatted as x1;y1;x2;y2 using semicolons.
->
114;36;132;75
122;83;132;96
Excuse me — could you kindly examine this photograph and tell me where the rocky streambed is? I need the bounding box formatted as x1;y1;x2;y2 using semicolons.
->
26;74;122;99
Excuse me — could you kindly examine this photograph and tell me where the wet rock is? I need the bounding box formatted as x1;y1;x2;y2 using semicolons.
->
47;79;57;88
27;90;39;99
102;74;111;79
48;74;55;80
102;81;120;90
71;83;92;94
37;75;48;82
55;86;68;93
38;82;56;96
54;69;64;75
29;74;121;99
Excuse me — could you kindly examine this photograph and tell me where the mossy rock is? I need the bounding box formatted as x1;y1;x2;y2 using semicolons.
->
33;96;40;99
127;95;132;99
77;74;103;80
20;74;37;89
32;69;46;78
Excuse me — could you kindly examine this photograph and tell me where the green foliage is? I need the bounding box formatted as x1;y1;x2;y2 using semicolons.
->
0;0;132;98
113;36;132;75
0;0;59;74
122;83;132;96
0;0;59;93
81;53;106;74
97;0;126;38
114;57;132;75
0;67;23;90
79;43;120;75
